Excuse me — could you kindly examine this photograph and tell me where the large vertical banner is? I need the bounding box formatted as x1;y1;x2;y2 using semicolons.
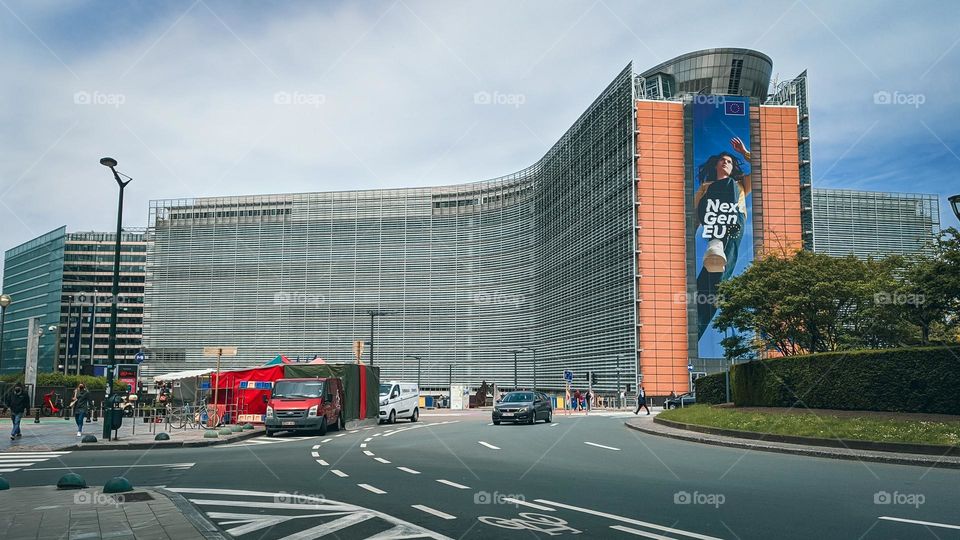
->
692;98;753;358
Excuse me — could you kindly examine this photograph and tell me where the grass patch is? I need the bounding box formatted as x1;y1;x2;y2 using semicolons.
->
658;405;960;446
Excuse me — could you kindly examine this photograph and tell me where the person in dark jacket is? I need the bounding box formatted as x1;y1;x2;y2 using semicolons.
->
634;386;650;415
70;383;91;437
4;383;30;440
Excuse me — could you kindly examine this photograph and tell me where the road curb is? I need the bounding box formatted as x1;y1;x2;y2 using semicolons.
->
52;427;264;451
625;419;960;469
155;487;230;539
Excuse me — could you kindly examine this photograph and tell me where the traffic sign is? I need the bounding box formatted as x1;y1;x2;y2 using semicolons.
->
687;363;694;372
563;369;573;383
134;351;145;363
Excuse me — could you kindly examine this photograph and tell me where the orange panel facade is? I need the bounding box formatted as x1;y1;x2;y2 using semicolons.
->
635;100;688;397
757;106;804;257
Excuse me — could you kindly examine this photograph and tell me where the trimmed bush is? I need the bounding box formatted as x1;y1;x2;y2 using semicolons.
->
694;373;728;404
730;346;960;414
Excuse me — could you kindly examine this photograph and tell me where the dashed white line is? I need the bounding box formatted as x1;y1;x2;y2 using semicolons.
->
360;443;368;448
436;479;470;490
363;450;375;456
312;444;321;450
412;504;456;520
363;427;374;430
534;499;724;540
330;469;349;478
364;437;373;442
357;483;386;495
321;438;332;443
478;441;500;450
315;459;329;466
374;457;391;464
311;451;320;458
551;423;559;427
502;498;556;511
487;423;494;426
396;467;420;475
335;433;345;437
372;433;381;437
584;442;620;451
610;525;675;539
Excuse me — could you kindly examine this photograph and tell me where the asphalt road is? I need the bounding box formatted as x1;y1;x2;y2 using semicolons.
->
2;410;957;539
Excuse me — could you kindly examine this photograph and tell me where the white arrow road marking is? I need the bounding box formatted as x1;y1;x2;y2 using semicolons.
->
535;499;724;540
610;525;676;539
879;517;960;530
330;469;349;478
584;442;620;451
27;462;195;471
436;479;470;490
478;441;500;450
358;483;386;495
396;467;420;474
412;505;456;520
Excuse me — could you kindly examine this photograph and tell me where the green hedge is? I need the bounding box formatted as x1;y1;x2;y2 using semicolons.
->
694;373;728;404
730;346;960;414
0;372;125;393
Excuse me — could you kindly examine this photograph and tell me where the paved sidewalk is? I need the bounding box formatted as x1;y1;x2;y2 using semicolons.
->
0;417;262;453
624;414;960;469
0;486;226;539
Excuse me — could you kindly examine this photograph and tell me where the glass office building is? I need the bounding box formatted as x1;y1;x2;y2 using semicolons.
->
1;227;147;374
812;188;941;258
144;49;809;395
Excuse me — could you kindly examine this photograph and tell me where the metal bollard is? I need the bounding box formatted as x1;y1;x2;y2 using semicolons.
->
92;404;99;422
34;407;41;423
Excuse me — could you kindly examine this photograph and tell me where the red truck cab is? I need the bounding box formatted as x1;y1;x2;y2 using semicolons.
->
264;377;344;437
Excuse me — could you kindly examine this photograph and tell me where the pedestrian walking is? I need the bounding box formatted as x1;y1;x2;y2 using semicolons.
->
573;389;582;411
619;389;626;409
70;383;91;437
634;386;650;415
585;390;592;411
4;383;30;440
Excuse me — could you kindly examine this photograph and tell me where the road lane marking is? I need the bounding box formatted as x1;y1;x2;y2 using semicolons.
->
501;498;555;511
487;423;494;426
363;450;375;456
335;433;345;437
358;483;386;494
312;444;321;450
330;469;349;477
321;438;332;443
436;479;470;490
551;423;559;426
374;457;391;464
478;441;500;450
27;463;195;471
610;525;675;539
360;444;368;448
534;499;724;540
373;433;381;437
311;451;320;458
396;467;420;474
364;437;373;442
412;504;456;520
879;517;960;530
315;459;329;466
584;442;620;451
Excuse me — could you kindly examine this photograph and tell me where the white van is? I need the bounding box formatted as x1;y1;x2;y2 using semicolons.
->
379;381;419;423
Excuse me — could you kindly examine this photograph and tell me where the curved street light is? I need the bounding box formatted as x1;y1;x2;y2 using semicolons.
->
949;194;960;221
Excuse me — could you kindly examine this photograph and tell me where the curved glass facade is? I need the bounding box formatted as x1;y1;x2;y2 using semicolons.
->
144;65;637;391
639;48;773;100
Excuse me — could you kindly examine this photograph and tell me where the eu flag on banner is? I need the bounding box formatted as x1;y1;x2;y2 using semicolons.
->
724;100;745;116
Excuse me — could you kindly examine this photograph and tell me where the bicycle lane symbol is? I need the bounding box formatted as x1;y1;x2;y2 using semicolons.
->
478;513;581;536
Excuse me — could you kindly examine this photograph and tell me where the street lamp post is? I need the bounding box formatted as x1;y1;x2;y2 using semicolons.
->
367;310;393;367
508;349;523;390
99;157;132;440
949;194;960;221
521;346;537;391
406;355;422;388
616;355;623;409
0;294;11;373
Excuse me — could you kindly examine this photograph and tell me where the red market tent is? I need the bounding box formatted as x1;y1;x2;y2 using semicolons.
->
211;365;284;416
308;357;327;364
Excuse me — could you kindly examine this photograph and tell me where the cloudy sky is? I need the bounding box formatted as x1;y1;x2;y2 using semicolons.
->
1;0;958;280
